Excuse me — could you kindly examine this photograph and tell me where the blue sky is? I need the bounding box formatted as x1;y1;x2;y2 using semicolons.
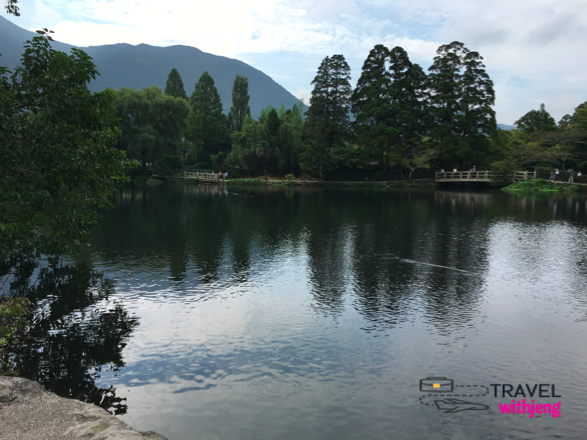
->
6;0;587;124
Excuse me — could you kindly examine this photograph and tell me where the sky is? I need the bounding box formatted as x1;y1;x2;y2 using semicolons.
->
5;0;587;125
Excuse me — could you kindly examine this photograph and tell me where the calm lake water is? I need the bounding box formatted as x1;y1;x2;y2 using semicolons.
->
12;185;587;439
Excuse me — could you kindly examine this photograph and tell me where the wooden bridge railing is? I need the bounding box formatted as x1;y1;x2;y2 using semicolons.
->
184;170;226;183
435;171;537;182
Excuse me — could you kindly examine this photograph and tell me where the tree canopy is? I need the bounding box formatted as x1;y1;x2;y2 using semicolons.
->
7;29;583;184
428;41;496;168
515;103;558;133
351;45;428;172
0;31;133;262
114;86;190;171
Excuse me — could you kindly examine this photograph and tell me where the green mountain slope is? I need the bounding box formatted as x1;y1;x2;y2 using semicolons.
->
0;16;302;118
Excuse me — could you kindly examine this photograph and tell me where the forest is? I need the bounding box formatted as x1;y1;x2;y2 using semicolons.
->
114;41;587;181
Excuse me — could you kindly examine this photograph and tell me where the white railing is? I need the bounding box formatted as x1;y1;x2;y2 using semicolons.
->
435;171;537;182
184;171;226;183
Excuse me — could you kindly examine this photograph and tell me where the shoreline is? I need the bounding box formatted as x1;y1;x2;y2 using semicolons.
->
149;176;436;187
227;178;435;187
0;377;167;440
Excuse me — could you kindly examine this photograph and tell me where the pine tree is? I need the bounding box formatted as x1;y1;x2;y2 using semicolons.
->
266;108;281;175
328;55;353;135
428;41;496;168
189;71;223;116
352;45;428;174
230;75;250;132
187;71;229;165
387;46;430;176
164;68;188;101
460;48;496;159
301;55;352;182
267;108;281;138
351;45;392;167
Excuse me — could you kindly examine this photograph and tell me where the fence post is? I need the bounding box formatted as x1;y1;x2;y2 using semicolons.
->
525;171;528;180
534;171;537;179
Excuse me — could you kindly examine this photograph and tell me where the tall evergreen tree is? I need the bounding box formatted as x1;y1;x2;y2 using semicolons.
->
164;68;188;101
266;108;282;175
267;108;281;139
301;55;352;182
189;71;223;115
461;48;496;151
230;75;250;132
387;47;430;176
351;44;393;167
187;71;230;164
428;41;496;168
328;55;353;134
352;45;428;173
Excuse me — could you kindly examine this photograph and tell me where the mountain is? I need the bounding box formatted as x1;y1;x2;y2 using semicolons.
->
0;16;302;118
497;123;516;131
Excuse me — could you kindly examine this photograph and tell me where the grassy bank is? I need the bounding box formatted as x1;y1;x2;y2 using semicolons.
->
501;178;579;193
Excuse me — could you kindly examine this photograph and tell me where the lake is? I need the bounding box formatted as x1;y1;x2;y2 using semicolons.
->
11;185;587;439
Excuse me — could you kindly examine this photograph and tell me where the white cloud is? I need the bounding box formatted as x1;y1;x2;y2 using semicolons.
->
426;0;587;122
32;0;61;25
295;89;312;106
8;0;587;123
34;0;435;60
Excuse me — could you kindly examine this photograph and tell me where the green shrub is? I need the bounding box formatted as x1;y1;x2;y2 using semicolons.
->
227;178;266;185
490;160;517;185
0;297;34;367
501;178;578;193
153;155;183;177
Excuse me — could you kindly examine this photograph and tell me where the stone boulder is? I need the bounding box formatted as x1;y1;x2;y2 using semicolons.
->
0;376;167;440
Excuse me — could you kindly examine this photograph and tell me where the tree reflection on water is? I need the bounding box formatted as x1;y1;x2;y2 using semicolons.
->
0;259;138;415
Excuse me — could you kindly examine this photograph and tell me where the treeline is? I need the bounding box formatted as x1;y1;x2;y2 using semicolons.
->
112;69;304;178
493;103;587;176
112;41;587;181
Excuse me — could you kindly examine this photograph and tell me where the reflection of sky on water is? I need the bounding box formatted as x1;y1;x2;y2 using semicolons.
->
87;187;587;440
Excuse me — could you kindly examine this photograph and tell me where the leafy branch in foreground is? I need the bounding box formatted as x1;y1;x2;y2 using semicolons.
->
0;297;33;360
4;0;19;16
0;30;136;263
